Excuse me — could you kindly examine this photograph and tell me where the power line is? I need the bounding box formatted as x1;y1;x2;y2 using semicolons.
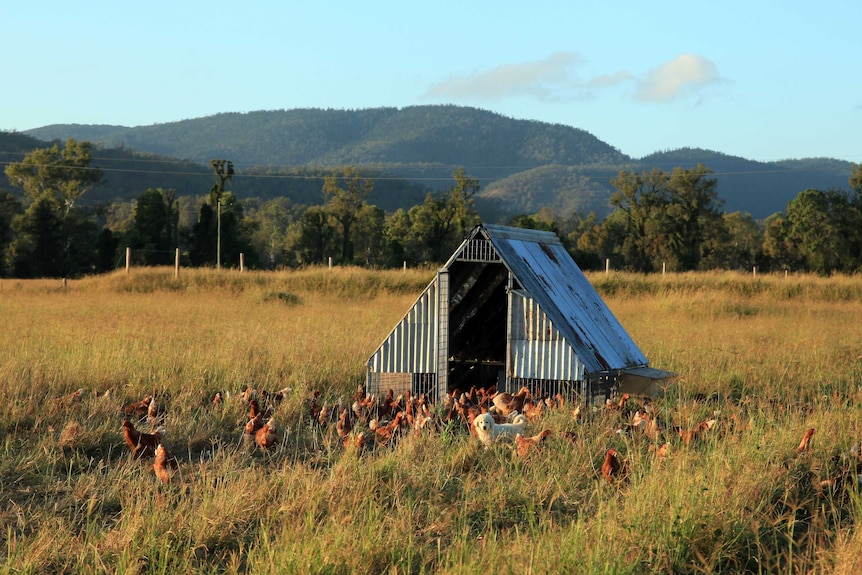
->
0;157;854;184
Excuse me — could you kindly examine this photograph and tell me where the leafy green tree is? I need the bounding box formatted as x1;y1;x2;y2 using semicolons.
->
607;165;726;272
286;205;337;266
352;204;386;266
575;210;628;270
6;196;66;277
188;191;256;268
125;188;178;265
3;140;103;277
244;197;300;269
64;213;101;276
665;164;724;270
0;191;23;277
187;161;257;268
608;168;668;272
849;163;862;228
4;139;102;214
774;189;862;274
322;167;372;264
105;201;134;235
95;228;120;273
761;213;798;271
701;211;763;270
561;211;604;270
507;214;559;233
188;202;216;266
6;197;101;278
382;208;415;267
850;163;862;201
407;168;480;263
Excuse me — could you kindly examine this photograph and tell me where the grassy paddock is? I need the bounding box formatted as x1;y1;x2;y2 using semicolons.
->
0;267;860;574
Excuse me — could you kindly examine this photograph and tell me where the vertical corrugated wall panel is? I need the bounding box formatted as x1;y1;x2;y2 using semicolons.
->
509;291;583;382
436;271;449;403
369;281;437;374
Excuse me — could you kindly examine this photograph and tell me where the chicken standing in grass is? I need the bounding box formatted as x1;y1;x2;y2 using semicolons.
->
317;401;331;426
123;395;153;419
255;419;278;450
606;393;631;412
678;417;717;445
649;442;670;460
347;431;375;454
147;396;164;426
524;400;546;423
373;411;405;447
122;419;164;459
153;444;179;483
336;408;352;442
601;448;629;484
242;414;264;449
515;429;553;458
796;427;815;454
491;387;531;417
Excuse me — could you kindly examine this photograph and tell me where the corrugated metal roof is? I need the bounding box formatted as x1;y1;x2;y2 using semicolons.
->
479;223;648;373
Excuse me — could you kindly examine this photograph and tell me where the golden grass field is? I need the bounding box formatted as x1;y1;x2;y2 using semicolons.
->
0;267;861;574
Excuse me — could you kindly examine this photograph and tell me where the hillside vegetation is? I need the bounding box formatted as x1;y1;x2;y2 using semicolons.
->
1;268;860;573
13;106;855;219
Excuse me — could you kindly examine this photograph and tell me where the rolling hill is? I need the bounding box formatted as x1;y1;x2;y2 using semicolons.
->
11;105;856;219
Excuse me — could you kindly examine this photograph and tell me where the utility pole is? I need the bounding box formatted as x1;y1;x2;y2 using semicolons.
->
210;159;233;270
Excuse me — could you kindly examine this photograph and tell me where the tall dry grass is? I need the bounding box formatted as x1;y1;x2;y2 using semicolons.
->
0;267;860;574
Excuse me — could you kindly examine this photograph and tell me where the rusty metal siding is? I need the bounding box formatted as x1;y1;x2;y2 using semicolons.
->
368;279;437;374
483;224;647;374
509;290;584;381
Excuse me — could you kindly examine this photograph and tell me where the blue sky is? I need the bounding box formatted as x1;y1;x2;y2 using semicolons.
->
2;0;860;164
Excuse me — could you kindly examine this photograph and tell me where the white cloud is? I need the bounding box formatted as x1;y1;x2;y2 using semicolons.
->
424;52;722;106
634;54;722;103
423;51;631;102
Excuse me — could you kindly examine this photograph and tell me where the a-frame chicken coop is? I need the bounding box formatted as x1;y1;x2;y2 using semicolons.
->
366;224;674;404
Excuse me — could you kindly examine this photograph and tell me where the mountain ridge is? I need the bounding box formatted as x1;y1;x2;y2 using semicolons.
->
14;105;855;219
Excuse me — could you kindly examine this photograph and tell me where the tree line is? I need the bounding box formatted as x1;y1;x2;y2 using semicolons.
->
2;139;861;278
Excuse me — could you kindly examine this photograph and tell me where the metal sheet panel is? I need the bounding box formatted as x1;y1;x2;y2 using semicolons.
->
509;291;584;381
368;278;437;374
436;270;449;403
482;224;648;373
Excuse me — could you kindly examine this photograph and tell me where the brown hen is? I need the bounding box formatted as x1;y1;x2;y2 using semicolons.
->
491;387;531;417
796;427;815;454
374;411;405;446
153;444;179;483
601;448;629;484
515;429;553;458
123;395;153;418
122;419;164;459
255;419;278;450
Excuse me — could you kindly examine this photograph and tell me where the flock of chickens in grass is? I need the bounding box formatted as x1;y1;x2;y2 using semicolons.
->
52;383;862;494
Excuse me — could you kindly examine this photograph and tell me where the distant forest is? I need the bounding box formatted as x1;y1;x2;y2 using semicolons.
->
1;134;861;279
1;106;860;279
